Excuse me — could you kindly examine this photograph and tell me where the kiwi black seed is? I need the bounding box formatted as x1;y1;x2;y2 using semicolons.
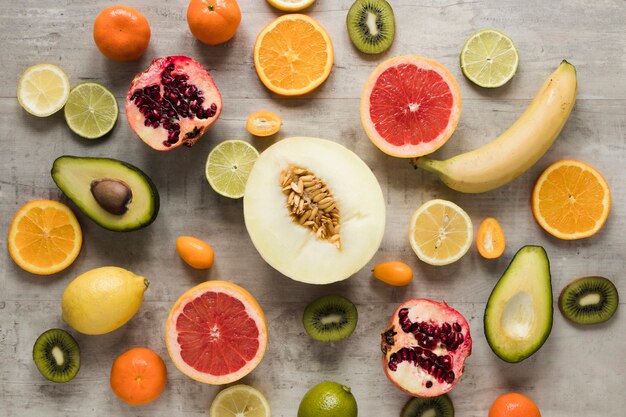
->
302;294;358;342
32;329;80;383
401;394;455;417
559;276;619;325
346;0;396;54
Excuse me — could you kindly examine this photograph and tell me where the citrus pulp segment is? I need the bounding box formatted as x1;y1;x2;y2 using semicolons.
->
532;160;610;240
254;14;333;96
460;29;519;88
209;384;271;417
361;56;462;158
8;200;82;275
64;82;118;139
165;281;268;385
206;140;259;199
409;199;473;266
17;64;70;117
243;137;386;284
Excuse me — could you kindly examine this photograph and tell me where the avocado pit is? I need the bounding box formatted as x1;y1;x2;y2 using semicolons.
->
90;179;133;215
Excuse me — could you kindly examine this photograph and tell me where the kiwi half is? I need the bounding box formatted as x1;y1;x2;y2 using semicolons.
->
401;395;454;417
347;0;395;54
33;329;80;383
559;276;619;325
303;294;358;342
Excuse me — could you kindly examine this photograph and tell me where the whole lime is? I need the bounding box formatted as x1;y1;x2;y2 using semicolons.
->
297;381;358;417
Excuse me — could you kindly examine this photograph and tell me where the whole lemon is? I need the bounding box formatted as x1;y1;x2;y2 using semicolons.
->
298;381;358;417
62;267;149;335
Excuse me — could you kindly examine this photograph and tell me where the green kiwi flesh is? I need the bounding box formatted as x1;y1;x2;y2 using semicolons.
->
559;276;619;325
347;0;395;54
401;394;454;417
302;295;358;342
33;329;80;382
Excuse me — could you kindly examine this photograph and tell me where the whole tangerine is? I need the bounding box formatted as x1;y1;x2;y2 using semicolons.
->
187;0;241;46
110;347;167;405
489;392;541;417
93;5;151;61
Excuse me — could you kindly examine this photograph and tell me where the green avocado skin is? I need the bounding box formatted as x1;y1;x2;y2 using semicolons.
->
484;245;553;363
51;156;160;232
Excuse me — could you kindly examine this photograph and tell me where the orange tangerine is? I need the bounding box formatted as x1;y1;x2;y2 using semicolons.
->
489;392;541;417
476;217;506;259
8;200;82;275
253;14;333;96
532;160;610;240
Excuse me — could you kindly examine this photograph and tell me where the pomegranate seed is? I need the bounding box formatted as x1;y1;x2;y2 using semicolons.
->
453;322;462;332
442;322;452;334
426;381;433;388
445;371;455;384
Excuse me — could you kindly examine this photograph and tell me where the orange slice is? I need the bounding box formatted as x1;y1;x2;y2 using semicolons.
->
532;160;610;240
253;14;333;96
8;200;82;275
246;110;282;137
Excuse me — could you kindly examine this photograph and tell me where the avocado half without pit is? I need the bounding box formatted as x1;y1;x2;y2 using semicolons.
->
51;156;159;232
484;245;553;363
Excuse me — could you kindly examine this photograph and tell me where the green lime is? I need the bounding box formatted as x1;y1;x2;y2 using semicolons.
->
206;140;259;199
297;381;358;417
460;29;519;88
64;82;118;139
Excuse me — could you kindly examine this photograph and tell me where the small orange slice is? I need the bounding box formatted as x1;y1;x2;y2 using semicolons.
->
532;160;610;240
8;200;82;275
246;111;282;137
253;14;333;96
476;217;506;259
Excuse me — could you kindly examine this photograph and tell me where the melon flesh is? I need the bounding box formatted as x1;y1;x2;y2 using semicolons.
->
244;137;386;284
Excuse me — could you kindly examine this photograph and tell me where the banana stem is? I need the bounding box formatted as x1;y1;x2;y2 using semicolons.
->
411;157;443;175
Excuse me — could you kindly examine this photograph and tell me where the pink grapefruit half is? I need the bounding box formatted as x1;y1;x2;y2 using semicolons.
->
360;56;462;158
165;280;268;384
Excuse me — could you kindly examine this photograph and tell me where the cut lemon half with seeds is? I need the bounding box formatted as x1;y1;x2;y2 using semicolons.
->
266;0;316;12
254;14;333;96
8;200;82;275
64;82;118;139
460;29;519;88
209;384;270;417
206;140;259;199
409;199;473;266
532;160;610;240
17;64;70;117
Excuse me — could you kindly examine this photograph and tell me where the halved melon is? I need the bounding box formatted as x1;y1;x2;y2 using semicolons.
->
243;137;386;284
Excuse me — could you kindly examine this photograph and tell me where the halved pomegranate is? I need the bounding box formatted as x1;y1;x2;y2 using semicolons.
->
381;299;472;397
126;56;222;151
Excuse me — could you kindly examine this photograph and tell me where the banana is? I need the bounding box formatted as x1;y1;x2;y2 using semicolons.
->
413;60;577;193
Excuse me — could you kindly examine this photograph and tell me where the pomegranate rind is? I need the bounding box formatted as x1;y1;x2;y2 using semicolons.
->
243;137;386;285
381;299;472;397
125;56;222;151
360;56;462;158
165;280;268;385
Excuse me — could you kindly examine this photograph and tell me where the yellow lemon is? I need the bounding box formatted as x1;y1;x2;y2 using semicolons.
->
62;266;149;335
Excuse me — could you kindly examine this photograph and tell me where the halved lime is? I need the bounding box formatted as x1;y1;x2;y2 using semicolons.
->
17;64;70;117
206;140;259;199
209;384;270;417
460;29;519;88
64;82;118;139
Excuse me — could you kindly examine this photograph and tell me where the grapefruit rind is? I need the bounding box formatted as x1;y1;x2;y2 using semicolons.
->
360;56;462;158
165;280;268;385
243;137;386;285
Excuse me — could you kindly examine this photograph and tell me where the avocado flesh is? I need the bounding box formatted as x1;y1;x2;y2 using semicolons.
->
484;245;553;363
51;156;159;232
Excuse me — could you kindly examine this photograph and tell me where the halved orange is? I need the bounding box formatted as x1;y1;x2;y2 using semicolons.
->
532;160;610;240
8;200;82;275
253;14;333;96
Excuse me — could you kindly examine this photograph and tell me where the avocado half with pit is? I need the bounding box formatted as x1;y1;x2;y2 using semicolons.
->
484;245;553;363
243;137;386;284
51;156;159;232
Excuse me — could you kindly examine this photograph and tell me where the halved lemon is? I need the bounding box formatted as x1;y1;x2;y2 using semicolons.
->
409;199;473;266
266;0;316;12
531;160;610;240
8;200;82;275
254;14;333;96
17;64;70;117
209;384;270;417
